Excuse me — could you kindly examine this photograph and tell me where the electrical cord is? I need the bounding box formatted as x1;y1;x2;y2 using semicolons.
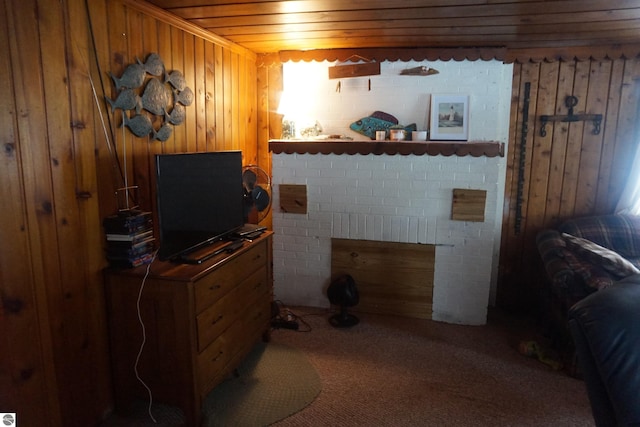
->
134;251;159;424
271;300;327;332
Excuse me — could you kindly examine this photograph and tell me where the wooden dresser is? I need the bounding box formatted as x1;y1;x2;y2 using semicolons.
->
104;232;273;426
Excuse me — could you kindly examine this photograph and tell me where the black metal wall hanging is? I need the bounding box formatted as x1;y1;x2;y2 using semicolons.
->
539;96;602;137
515;82;531;235
106;53;193;141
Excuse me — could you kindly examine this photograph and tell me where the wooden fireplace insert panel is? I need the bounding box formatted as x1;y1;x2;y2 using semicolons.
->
331;238;435;319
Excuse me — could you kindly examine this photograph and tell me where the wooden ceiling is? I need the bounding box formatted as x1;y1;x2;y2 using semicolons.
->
144;0;640;58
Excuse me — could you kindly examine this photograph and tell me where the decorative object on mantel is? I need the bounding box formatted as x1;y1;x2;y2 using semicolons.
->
400;66;439;76
539;95;603;137
430;94;469;141
107;52;193;142
350;111;416;140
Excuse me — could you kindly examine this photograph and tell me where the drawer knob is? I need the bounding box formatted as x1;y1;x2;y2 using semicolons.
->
212;351;223;362
209;284;221;291
212;314;223;325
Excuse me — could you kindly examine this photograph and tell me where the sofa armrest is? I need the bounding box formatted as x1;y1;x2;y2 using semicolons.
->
568;274;640;426
537;229;573;286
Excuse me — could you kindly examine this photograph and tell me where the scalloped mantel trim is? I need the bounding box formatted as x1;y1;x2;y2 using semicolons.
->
269;140;504;157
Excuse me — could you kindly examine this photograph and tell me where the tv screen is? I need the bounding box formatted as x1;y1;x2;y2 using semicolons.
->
155;151;244;261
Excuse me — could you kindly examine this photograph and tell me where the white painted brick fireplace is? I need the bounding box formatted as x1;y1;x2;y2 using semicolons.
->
270;60;513;325
271;151;504;325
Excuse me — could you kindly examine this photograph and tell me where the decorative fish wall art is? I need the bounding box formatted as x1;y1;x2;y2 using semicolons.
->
107;52;193;141
349;111;416;140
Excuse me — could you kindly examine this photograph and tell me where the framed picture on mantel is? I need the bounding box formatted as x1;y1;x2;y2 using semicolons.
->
430;95;469;141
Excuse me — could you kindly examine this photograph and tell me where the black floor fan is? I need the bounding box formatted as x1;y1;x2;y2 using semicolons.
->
327;274;359;328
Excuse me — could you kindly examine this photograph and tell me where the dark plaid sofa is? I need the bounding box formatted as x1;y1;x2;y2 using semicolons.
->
536;214;640;374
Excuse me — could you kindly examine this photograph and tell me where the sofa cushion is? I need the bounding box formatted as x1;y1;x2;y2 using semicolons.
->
562;233;640;279
560;247;615;292
559;214;640;259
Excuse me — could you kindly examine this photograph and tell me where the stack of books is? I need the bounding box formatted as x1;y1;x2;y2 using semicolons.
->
103;210;155;268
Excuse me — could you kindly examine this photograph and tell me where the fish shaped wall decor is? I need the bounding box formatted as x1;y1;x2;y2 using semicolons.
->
173;87;194;106
165;70;186;91
108;53;192;141
109;63;146;91
369;110;398;124
400;66;439;76
121;113;153;138
105;89;142;113
138;53;165;77
164;104;185;125
152;123;173;142
350;112;416;140
141;78;170;116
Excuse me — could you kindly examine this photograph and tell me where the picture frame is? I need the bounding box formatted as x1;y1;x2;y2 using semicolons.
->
429;95;469;141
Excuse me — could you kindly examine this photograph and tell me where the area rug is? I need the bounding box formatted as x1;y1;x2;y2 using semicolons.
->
100;342;321;426
202;341;321;427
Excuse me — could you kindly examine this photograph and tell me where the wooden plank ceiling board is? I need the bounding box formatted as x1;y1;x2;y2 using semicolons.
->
144;0;640;58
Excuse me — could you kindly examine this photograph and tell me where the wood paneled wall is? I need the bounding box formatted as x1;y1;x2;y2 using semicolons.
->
0;0;259;425
498;58;640;312
3;0;639;423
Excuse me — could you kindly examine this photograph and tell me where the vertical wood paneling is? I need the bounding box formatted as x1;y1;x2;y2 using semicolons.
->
499;58;640;312
156;21;173;153
499;62;540;307
141;12;162;224
171;25;187;153
3;0;259;424
128;10;152;212
0;0;60;423
4;0;66;423
214;45;224;149
231;52;240;150
183;32;197;152
194;37;206;151
204;42;216;151
223;49;232;149
594;60;625;214
574;61;610;213
65;0;112;419
542;63;565;223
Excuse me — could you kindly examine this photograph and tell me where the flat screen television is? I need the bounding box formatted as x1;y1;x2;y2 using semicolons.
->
155;151;244;261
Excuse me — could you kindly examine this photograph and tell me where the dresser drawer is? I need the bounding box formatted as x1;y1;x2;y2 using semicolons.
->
196;325;237;394
196;265;268;351
197;296;272;395
193;240;267;313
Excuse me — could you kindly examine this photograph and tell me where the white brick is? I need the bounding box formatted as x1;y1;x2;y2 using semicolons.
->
273;59;512;325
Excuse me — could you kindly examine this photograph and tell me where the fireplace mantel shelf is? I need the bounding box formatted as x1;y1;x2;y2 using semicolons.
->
269;140;504;157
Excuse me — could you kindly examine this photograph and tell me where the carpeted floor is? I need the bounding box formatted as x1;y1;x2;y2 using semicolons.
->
269;307;595;427
102;307;595;426
100;342;321;427
202;341;321;426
